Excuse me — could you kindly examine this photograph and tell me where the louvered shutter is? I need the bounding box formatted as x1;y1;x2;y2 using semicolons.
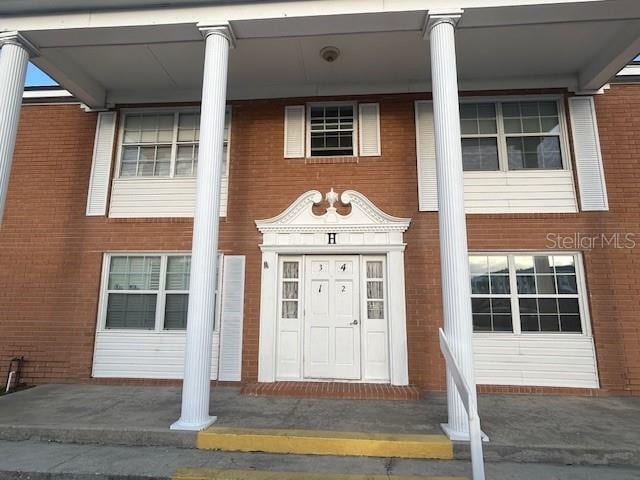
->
218;255;246;381
415;101;438;211
358;103;381;156
284;105;305;158
86;111;116;216
568;96;609;211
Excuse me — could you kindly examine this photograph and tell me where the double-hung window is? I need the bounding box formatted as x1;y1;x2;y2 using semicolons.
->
308;103;356;157
460;99;566;172
103;254;194;331
119;109;230;178
470;253;586;334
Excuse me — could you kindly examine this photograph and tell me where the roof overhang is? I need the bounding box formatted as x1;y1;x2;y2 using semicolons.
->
3;0;640;108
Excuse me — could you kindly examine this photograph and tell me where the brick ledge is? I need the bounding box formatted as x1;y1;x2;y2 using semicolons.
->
240;382;421;400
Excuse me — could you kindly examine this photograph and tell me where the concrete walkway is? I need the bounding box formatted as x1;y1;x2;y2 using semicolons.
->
0;384;639;467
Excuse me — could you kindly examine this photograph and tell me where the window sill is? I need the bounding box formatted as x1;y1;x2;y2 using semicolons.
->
304;156;359;165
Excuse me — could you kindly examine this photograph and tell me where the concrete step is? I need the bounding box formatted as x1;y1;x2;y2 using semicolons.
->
173;469;465;480
196;427;453;459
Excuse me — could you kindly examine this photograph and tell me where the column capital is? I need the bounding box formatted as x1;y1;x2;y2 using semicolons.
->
0;31;39;57
423;9;463;38
197;24;236;48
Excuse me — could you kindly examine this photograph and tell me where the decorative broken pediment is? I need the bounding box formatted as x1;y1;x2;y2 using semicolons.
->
255;189;411;234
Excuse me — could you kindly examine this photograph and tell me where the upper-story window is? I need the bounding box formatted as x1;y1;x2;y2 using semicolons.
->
460;100;566;172
119;109;230;178
308;103;356;157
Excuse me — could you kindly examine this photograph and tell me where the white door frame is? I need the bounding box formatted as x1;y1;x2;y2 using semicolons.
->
256;189;411;386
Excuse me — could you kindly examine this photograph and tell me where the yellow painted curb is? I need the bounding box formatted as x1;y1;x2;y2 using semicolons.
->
196;428;453;460
173;468;466;480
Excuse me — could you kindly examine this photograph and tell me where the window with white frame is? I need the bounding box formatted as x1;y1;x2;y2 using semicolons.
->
460;99;565;172
119;109;230;178
280;260;300;319
470;253;585;334
102;253;223;332
309;103;355;157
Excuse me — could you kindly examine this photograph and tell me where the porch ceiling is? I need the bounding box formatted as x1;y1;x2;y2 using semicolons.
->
14;0;640;107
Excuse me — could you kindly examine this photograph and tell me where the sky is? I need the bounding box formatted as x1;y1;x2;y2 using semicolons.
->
25;63;57;87
25;55;640;87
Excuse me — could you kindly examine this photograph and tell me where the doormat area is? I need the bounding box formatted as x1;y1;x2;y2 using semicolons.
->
240;382;421;400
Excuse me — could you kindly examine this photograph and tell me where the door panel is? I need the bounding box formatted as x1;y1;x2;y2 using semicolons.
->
304;256;361;380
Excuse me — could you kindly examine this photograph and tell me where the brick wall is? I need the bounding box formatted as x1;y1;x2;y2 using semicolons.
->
0;85;638;394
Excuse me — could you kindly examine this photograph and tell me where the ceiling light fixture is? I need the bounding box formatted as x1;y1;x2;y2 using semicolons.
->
320;46;341;63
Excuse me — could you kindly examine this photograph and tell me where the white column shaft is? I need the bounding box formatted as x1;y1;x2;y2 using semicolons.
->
172;30;230;431
429;17;476;439
0;42;29;224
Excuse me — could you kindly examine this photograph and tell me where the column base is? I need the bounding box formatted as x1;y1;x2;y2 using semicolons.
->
171;415;217;431
440;423;489;442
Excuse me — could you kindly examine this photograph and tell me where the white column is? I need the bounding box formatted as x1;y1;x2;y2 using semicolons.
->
171;25;233;431
0;33;37;225
427;10;477;441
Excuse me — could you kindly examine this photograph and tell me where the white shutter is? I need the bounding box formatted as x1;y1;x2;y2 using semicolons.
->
218;255;246;381
415;101;438;211
358;103;381;156
86;111;116;216
284;105;305;158
568;96;609;211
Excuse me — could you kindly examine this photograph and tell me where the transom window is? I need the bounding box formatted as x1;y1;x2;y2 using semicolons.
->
309;103;355;157
470;253;585;334
460;99;565;172
119;109;230;178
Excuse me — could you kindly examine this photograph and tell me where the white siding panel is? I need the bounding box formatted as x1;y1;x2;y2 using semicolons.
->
473;335;599;388
218;255;246;381
284;105;305;158
569;96;609;211
463;170;578;214
358;103;381;156
415;101;438;211
92;331;220;379
86;112;116;216
108;176;229;218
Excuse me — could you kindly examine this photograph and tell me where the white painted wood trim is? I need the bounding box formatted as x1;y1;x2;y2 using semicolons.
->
415;101;438;211
284;105;305;158
258;250;279;382
86;111;116;216
256;189;410;384
568;96;609;211
358;102;381;157
218;255;246;382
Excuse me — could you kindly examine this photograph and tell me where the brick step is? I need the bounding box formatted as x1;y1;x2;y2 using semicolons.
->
240;382;422;400
173;469;465;480
196;427;453;460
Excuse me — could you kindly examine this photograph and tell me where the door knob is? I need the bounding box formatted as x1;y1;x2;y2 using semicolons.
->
350;319;359;325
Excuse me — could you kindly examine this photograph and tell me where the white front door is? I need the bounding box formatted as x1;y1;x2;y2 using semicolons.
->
304;256;361;380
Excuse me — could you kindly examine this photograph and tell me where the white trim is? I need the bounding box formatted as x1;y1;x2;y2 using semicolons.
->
568;96;609;211
256;189;410;385
358;102;381;157
22;89;72;99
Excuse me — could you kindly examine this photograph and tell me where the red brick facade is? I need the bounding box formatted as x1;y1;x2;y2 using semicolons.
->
1;85;638;395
